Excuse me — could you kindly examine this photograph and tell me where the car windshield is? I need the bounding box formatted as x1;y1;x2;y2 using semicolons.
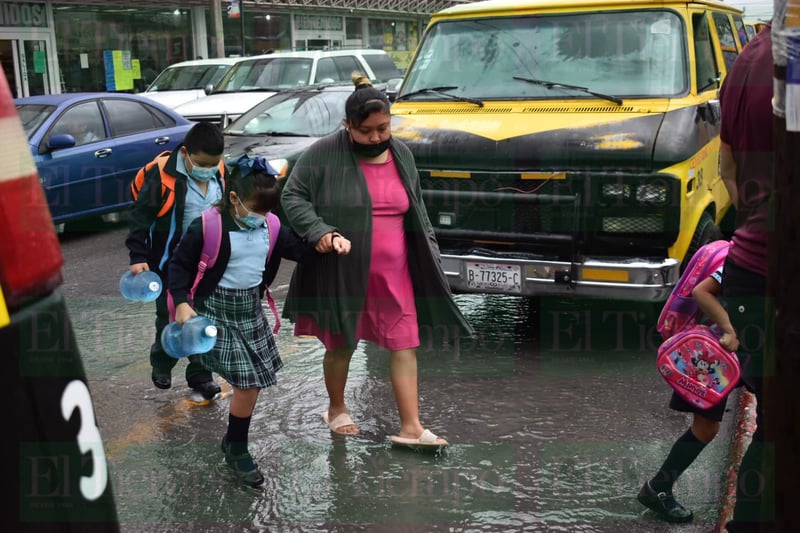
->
15;104;56;138
402;10;687;100
215;58;314;92
226;90;349;137
146;64;233;91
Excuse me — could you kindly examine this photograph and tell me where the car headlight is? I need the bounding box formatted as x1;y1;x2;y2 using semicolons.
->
269;158;289;178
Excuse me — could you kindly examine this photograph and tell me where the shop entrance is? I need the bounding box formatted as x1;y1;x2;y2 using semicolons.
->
0;31;57;97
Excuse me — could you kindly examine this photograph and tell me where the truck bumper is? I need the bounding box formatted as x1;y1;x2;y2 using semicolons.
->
441;253;680;301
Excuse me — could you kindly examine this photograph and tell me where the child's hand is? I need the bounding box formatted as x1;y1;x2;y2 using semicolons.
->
130;262;149;275
315;232;351;255
175;302;197;325
719;331;739;352
331;233;351;255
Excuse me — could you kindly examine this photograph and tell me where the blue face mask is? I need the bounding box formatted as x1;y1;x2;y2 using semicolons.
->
186;153;218;182
234;201;266;229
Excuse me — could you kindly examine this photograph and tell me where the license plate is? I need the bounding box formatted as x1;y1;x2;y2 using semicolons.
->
465;262;522;293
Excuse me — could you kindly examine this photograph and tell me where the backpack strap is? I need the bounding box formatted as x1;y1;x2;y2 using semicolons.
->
264;212;282;335
130;150;176;218
167;208;222;322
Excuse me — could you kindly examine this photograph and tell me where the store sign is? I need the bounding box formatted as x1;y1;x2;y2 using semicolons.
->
0;3;48;28
227;1;240;19
295;15;342;31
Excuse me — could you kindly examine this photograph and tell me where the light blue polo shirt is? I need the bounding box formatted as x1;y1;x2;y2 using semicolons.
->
176;155;223;232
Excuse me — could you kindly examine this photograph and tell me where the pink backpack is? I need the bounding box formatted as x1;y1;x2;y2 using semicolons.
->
167;208;282;333
656;325;740;409
656;240;731;340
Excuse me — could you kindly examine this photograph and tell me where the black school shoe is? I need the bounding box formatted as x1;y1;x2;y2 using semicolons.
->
637;481;693;523
191;380;221;400
151;372;172;390
221;438;264;488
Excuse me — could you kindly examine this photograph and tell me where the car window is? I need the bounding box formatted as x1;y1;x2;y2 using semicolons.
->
712;12;739;71
362;53;403;81
47;101;106;147
332;56;361;81
733;16;748;47
16;103;55;138
232;90;348;137
315;57;339;83
102;98;175;136
148;64;232;91
693;12;719;92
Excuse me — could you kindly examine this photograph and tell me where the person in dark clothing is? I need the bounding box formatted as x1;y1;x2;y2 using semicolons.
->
125;122;226;399
718;23;774;533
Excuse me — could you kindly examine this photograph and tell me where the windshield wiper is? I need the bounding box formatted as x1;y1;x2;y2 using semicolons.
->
396;86;484;107
513;76;623;106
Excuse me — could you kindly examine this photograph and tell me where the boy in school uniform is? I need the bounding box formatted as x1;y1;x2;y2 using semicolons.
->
125;122;226;399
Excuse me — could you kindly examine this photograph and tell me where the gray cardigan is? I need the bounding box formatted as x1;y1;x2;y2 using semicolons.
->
280;129;473;347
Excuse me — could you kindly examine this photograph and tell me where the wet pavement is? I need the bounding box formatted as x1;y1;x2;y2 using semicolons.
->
58;224;743;532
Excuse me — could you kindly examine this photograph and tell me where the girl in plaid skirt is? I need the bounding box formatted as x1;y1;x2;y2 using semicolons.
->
169;155;309;487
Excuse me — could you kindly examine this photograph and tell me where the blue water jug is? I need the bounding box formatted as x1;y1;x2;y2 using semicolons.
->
161;316;218;359
120;271;162;302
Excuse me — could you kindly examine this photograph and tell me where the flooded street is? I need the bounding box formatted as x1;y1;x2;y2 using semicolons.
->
59;225;738;532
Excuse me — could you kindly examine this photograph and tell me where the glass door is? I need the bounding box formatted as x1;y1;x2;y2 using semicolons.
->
0;30;58;97
20;39;50;95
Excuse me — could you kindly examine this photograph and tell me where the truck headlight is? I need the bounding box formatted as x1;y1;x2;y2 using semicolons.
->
601;183;630;200
636;184;668;204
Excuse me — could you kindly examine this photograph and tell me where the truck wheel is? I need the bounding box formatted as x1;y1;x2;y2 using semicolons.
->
683;212;723;272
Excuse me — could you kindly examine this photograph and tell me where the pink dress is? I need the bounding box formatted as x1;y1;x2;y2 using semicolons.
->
295;152;419;350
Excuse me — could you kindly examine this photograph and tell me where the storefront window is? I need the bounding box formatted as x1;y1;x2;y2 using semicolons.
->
221;11;290;56
53;5;193;93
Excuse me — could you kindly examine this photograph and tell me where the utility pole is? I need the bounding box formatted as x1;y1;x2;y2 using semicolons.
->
766;1;800;530
210;0;225;58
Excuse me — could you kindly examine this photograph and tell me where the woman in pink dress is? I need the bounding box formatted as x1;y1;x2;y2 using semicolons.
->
281;73;473;447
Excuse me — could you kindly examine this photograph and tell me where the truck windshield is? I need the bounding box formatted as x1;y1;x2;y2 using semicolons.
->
402;10;687;100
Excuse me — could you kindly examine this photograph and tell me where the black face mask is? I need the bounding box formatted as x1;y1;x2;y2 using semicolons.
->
351;137;391;158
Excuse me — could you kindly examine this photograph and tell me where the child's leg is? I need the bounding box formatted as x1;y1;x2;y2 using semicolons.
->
225;387;260;455
222;386;264;486
650;413;718;493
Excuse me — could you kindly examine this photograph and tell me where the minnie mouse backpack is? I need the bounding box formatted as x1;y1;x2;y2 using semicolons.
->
656;324;740;409
656;239;731;340
655;239;738;408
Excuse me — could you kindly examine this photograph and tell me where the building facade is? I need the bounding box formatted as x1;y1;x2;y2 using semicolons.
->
0;0;460;97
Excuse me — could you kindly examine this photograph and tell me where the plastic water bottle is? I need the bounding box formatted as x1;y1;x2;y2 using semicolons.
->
160;316;218;359
119;271;162;302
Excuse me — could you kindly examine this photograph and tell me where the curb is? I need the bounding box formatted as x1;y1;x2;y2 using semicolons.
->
716;389;757;532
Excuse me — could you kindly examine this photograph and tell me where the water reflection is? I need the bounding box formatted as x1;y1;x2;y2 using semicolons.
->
77;290;723;531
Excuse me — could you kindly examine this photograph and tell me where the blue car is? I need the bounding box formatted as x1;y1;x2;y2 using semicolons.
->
15;92;194;226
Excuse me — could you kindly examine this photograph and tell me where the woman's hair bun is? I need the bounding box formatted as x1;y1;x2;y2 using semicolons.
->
351;72;372;89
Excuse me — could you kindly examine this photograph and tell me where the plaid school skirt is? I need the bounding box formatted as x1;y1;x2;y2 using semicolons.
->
196;286;283;389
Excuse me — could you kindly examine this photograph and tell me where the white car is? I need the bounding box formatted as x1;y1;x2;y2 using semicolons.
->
141;57;246;109
173;49;402;127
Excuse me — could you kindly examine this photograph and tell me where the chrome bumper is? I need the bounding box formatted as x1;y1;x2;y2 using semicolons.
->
440;253;680;301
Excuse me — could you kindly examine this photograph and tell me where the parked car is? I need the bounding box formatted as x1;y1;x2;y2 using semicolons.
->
141;57;246;109
223;83;355;179
1;72;119;529
176;49;402;127
15;92;194;227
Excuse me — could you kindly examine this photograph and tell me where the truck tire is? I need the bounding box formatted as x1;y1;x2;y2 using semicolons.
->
683;212;723;272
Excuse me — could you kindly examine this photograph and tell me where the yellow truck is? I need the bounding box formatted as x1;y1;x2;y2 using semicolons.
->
392;0;749;301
